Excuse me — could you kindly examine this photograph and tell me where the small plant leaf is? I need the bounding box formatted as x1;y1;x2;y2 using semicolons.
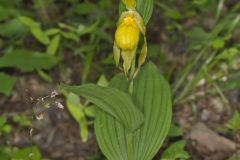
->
18;16;39;28
0;72;16;96
47;34;61;55
0;18;28;37
161;140;190;160
30;27;50;45
224;112;240;133
74;2;98;15
0;49;59;72
13;115;31;127
168;122;183;137
18;16;50;45
66;92;89;142
0;115;7;129
12;146;41;160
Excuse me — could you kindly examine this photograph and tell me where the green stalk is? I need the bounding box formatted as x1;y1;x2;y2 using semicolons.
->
127;57;136;160
127;132;134;160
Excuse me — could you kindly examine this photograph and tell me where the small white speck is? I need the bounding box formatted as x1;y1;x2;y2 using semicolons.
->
51;90;59;98
30;128;34;136
198;78;206;86
29;153;34;158
221;76;227;81
56;102;64;109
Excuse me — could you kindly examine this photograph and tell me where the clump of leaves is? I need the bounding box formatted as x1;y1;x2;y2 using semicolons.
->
0;115;11;135
224;112;240;133
161;140;190;160
60;62;172;160
0;115;42;159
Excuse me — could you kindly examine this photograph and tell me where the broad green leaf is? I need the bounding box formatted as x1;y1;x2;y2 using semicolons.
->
94;62;172;160
132;62;172;160
47;34;61;55
119;0;154;24
0;72;16;96
59;83;144;132
0;49;59;72
94;74;130;160
161;140;190;160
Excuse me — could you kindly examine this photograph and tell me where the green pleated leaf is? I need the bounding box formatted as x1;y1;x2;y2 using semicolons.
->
94;62;172;160
59;83;144;132
119;0;154;24
95;74;130;160
132;62;172;160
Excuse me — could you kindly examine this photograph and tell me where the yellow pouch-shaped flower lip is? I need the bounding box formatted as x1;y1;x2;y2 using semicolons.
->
115;15;140;50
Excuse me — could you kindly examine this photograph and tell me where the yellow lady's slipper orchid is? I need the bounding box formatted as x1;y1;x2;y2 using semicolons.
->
115;15;140;50
113;9;147;77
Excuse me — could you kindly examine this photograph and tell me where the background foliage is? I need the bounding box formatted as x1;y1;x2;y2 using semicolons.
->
0;0;240;159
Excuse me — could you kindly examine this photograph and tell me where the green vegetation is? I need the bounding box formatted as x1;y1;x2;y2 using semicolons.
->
0;0;239;159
